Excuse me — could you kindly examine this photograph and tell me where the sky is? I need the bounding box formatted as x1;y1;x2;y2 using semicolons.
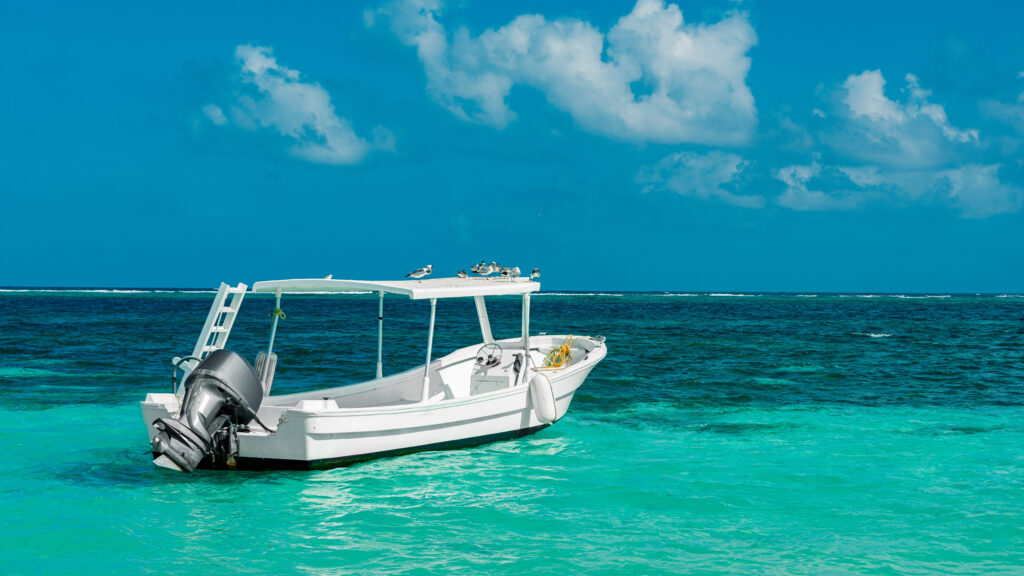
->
1;0;1023;291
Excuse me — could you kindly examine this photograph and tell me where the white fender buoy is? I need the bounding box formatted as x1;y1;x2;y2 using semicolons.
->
530;373;557;424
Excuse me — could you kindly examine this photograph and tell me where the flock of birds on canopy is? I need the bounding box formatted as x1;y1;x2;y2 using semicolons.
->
405;263;540;281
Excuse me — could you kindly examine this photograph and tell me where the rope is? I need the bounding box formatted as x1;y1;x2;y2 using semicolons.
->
539;334;573;371
270;308;286;320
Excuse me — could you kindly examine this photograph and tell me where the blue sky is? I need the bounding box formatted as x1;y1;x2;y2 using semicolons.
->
1;0;1022;291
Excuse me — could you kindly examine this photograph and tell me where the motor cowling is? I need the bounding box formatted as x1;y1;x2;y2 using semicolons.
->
151;350;264;472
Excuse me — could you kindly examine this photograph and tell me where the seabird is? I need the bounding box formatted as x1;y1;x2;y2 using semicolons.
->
406;264;432;279
323;274;333;279
510;266;521;278
457;270;468;278
489;261;499;275
471;261;485;275
530;267;540;280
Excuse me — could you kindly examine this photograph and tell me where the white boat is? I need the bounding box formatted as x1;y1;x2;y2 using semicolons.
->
141;275;607;471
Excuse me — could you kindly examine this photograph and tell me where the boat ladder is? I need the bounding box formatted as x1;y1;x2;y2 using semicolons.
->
174;282;247;398
193;282;248;359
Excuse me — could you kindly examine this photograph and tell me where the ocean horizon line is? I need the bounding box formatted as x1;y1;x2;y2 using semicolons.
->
0;286;1021;297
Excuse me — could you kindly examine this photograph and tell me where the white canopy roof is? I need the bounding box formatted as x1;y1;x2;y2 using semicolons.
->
251;276;540;300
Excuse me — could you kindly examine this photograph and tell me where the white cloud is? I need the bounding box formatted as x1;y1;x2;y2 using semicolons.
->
836;165;881;188
905;75;977;144
942;164;1023;219
774;161;1021;218
981;79;1024;135
831;70;978;168
641;70;1020;218
774;163;861;211
983;99;1024;133
778;69;1022;218
640;151;763;208
206;45;390;165
371;0;757;145
202;104;227;125
843;70;904;123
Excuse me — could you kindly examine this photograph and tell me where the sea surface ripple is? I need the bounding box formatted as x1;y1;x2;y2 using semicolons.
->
1;291;1023;574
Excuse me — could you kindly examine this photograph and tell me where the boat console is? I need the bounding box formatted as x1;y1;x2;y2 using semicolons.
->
467;342;523;394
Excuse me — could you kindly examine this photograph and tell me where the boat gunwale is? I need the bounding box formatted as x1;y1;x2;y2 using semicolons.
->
274;340;606;417
140;337;605;420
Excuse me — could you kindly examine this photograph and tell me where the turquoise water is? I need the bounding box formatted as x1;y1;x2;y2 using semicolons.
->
2;291;1024;574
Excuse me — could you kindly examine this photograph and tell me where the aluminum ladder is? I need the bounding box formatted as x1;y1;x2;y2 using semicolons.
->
173;282;247;399
192;282;248;359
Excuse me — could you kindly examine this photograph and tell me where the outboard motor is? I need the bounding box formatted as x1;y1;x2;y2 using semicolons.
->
151;350;265;472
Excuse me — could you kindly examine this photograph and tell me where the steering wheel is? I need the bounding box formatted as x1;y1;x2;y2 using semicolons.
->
475;343;502;368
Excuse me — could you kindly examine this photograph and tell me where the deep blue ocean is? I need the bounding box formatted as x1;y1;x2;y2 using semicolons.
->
2;289;1024;575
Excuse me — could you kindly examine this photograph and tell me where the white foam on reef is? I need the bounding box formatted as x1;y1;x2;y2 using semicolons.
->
890;295;951;299
796;294;818;297
708;293;758;297
855;332;892;338
0;288;381;295
995;294;1023;298
535;292;624;297
0;288;215;294
281;291;373;295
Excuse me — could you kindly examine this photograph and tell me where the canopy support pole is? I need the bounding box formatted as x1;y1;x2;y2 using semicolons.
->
267;288;283;356
421;298;437;402
376;291;384;379
522;293;531;369
474;295;494;343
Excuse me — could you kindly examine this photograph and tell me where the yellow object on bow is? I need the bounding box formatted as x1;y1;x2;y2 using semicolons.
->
540;334;573;370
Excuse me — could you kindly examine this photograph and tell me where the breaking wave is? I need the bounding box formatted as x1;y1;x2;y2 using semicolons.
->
0;288;215;294
536;292;625;297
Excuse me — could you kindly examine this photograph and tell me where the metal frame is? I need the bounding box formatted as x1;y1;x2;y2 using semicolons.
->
255;277;535;404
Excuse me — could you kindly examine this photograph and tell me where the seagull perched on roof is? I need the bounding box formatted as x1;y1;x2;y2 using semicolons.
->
457;270;468;278
406;264;432;279
470;261;486;275
473;261;498;276
530;267;540;280
510;266;521;278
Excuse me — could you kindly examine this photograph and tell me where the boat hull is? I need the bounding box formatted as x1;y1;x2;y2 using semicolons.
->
188;423;551;470
229;370;587;470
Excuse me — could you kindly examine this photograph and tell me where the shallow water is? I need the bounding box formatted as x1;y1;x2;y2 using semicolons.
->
2;291;1024;574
